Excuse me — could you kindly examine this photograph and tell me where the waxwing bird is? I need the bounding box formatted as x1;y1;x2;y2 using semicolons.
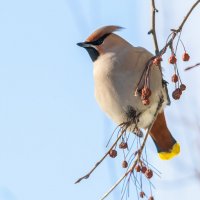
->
77;25;180;160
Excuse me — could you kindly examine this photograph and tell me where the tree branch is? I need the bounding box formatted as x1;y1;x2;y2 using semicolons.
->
185;63;200;71
75;122;130;184
150;0;159;55
175;0;200;33
159;0;200;57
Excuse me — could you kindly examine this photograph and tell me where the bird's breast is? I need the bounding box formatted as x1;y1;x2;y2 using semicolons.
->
93;54;144;125
93;51;167;129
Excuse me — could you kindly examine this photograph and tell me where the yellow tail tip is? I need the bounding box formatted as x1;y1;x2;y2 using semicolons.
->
158;143;180;160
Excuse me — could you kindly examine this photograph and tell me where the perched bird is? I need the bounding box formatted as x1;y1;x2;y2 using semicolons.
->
77;25;180;160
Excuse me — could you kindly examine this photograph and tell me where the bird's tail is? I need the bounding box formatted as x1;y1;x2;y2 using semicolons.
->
150;112;180;160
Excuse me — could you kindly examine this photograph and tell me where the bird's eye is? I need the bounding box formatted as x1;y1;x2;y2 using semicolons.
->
90;33;110;46
95;38;104;45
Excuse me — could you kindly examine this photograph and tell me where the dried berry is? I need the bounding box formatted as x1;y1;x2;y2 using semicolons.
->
148;196;154;200
109;149;117;158
177;88;182;95
140;191;145;198
135;165;141;172
171;74;178;83
145;169;153;179
153;57;162;66
119;142;128;149
172;88;182;100
169;55;177;64
141;94;146;101
122;160;128;168
180;84;186;91
182;52;190;61
142;99;150;106
141;166;147;173
142;87;151;98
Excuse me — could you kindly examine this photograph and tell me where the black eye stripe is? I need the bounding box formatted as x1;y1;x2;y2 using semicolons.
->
87;33;110;46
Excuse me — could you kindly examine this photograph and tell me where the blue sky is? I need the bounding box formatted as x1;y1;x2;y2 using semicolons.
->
0;0;200;200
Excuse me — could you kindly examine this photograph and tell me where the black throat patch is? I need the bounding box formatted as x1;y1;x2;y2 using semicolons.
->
85;47;100;62
84;33;111;62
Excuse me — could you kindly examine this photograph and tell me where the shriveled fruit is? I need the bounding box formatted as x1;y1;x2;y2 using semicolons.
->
180;84;186;91
182;52;190;61
135;165;141;172
153;57;162;66
172;88;182;100
169;55;177;64
140;191;145;198
122;160;128;168
141;166;147;173
171;74;178;83
142;99;150;106
142;87;151;98
119;142;128;149
145;169;153;179
109;149;117;158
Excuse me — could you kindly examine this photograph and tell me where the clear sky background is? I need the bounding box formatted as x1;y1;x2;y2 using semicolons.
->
0;0;200;200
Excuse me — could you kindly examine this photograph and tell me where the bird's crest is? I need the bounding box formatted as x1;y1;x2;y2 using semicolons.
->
85;25;124;42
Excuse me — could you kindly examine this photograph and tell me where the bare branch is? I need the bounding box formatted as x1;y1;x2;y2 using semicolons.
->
176;0;200;32
159;0;200;57
150;0;159;55
75;122;130;184
185;63;200;71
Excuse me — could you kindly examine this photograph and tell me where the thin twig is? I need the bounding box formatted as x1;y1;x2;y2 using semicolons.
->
185;63;200;71
175;0;200;33
159;0;200;57
75;122;130;184
106;123;124;147
100;97;164;200
150;0;159;55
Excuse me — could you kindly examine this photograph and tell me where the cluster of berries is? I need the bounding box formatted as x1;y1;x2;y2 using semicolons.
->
140;51;189;106
135;164;154;200
141;86;152;106
135;164;154;199
109;142;153;175
134;163;153;178
109;141;154;200
168;52;188;100
109;141;128;159
109;141;129;168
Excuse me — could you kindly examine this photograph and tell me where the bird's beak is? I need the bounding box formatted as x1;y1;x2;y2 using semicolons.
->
77;42;91;48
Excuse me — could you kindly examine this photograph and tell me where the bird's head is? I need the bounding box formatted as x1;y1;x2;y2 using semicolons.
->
77;25;126;62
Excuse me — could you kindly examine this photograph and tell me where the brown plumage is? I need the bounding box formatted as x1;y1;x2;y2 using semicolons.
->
150;112;176;152
85;25;123;42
